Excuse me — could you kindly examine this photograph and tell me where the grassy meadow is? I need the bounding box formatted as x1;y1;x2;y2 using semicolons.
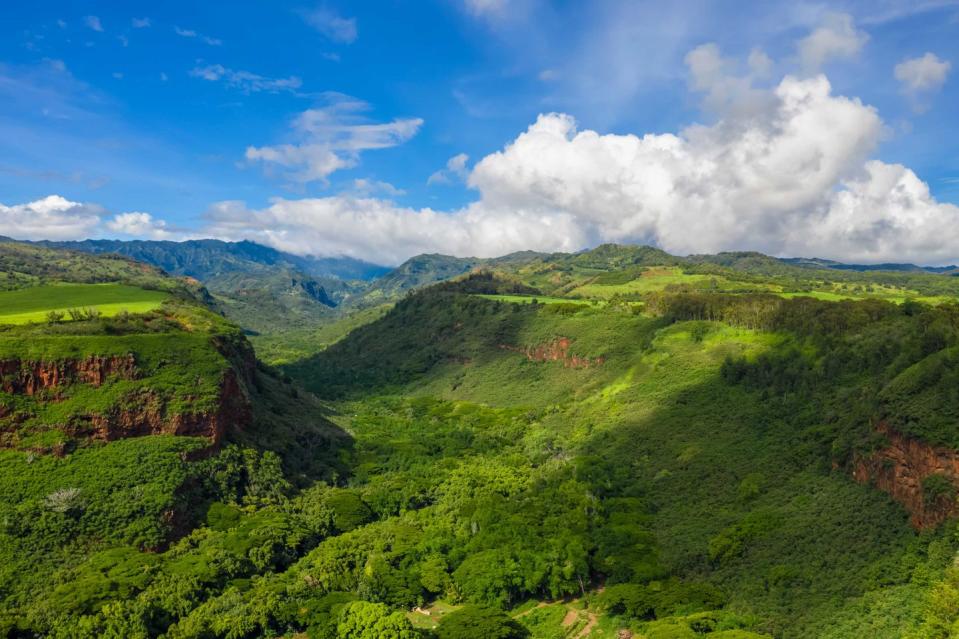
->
0;283;168;324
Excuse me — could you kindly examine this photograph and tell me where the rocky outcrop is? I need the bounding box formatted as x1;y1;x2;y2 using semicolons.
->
500;337;604;369
77;368;251;443
0;352;251;448
0;354;138;395
853;423;959;529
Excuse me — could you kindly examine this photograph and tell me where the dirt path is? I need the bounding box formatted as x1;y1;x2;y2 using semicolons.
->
574;612;599;639
513;601;549;619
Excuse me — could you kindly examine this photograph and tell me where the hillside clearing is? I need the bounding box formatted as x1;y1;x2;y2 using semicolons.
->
0;283;168;324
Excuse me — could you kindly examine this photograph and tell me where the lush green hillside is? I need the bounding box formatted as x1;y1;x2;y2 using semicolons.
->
276;272;959;638
7;242;959;638
0;243;350;637
20;237;959;369
0;240;205;299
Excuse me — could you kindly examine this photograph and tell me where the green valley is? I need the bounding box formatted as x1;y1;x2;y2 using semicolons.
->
4;239;959;638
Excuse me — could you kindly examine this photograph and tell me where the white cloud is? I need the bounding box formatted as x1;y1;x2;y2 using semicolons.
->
428;153;470;185
9;64;959;267
202;197;582;265
174;26;221;46
84;16;103;32
117;35;129;47
190;64;303;94
0;197;184;242
106;212;172;239
797;12;868;72
300;8;357;44
0;195;102;240
747;48;773;77
132;17;151;28
894;52;951;96
684;43;774;115
245;95;423;184
112;72;123;80
352;179;406;197
201;72;959;266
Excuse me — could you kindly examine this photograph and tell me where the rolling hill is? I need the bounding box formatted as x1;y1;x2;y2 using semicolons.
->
8;239;959;637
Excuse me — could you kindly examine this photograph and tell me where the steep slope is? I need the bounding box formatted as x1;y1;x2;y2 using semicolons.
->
275;276;959;638
0;243;350;636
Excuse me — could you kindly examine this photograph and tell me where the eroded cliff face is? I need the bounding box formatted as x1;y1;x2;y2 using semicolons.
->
0;354;138;394
0;353;251;448
80;368;251;443
500;337;605;369
853;423;959;530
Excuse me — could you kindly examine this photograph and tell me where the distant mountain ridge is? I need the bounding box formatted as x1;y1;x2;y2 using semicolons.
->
25;238;390;282
781;256;959;274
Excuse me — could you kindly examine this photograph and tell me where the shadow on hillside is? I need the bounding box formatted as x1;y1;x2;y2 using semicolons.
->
233;367;355;484
572;338;916;639
281;291;536;400
280;287;923;636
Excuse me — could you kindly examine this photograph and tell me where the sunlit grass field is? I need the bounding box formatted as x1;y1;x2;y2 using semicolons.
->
0;283;168;324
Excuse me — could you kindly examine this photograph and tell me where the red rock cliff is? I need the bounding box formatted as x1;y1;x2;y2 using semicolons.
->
0;353;251;448
853;423;959;529
0;354;138;394
500;337;604;369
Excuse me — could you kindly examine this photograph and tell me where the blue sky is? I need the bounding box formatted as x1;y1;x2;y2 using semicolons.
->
1;1;958;264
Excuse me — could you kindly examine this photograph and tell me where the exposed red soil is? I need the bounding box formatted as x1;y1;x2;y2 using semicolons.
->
853;422;959;529
0;354;251;447
500;337;604;369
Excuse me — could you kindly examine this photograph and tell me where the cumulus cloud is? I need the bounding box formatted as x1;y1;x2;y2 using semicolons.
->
105;212;173;239
132;17;151;28
894;52;951;110
0;197;186;243
202;197;583;265
190;64;303;94
0;195;103;240
245;95;423;184
427;153;470;185
684;43;775;115
10;63;959;267
204;71;959;266
300;8;357;43
797;12;868;72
